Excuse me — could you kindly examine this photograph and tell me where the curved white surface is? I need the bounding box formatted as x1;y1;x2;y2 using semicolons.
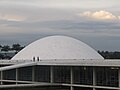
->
11;36;104;60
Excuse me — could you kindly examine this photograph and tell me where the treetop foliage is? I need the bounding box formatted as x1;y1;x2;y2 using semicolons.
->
0;44;24;59
98;50;120;59
0;44;120;60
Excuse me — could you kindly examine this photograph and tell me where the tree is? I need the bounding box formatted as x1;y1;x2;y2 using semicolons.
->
1;45;10;52
0;44;2;48
0;44;2;51
1;45;10;57
12;44;23;53
98;50;120;59
0;54;4;59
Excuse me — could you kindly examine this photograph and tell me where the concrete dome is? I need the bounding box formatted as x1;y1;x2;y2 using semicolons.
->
11;36;104;60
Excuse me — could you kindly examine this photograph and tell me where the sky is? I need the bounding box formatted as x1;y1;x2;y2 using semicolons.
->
0;0;120;51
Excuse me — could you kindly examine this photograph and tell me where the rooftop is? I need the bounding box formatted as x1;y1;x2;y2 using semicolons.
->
11;35;104;60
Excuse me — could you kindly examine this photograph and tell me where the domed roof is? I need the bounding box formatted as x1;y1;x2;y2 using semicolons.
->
11;36;104;60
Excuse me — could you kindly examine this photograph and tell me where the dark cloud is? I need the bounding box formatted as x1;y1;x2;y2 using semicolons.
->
0;18;120;51
0;0;120;51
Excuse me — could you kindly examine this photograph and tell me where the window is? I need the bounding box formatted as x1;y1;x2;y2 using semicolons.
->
18;66;32;81
73;66;93;85
96;67;118;87
3;69;16;80
34;65;50;82
53;66;70;83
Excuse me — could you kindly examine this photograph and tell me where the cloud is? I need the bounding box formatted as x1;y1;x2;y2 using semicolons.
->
0;0;119;9
0;14;25;21
80;10;120;20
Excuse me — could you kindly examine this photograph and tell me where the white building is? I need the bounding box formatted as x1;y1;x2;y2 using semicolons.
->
0;36;120;90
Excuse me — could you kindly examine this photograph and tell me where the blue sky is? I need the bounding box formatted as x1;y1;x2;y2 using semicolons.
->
0;0;120;51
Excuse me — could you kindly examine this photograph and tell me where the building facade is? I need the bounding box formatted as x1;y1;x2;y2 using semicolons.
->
1;59;120;90
0;36;119;90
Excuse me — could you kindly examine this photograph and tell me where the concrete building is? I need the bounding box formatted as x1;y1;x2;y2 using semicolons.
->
0;36;120;90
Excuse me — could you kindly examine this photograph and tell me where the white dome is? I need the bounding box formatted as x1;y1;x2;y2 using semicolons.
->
11;36;104;60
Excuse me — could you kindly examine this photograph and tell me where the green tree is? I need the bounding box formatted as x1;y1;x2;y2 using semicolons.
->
12;44;23;53
1;45;10;52
1;45;10;57
0;54;4;59
0;44;2;51
0;44;2;48
98;50;120;59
